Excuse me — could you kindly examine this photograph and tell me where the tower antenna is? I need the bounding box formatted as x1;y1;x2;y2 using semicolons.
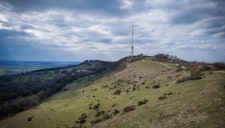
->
131;24;134;56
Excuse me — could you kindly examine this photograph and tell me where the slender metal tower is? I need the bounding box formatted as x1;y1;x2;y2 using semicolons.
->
131;24;134;56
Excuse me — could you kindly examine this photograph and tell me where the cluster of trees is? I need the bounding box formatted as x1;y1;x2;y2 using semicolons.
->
213;62;225;69
0;77;69;119
154;54;182;62
0;74;63;103
154;54;225;69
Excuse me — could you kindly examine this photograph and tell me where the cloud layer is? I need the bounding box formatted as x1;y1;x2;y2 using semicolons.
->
0;0;225;62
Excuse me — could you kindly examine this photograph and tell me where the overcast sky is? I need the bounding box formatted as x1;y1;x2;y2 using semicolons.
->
0;0;225;62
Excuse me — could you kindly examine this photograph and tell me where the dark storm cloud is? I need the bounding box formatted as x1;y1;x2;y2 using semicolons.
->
202;16;225;38
168;0;225;24
0;0;132;16
158;0;225;39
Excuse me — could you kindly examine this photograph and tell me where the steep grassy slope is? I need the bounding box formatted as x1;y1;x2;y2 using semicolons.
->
0;57;224;128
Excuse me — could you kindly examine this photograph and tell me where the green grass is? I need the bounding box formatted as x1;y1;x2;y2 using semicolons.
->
0;58;225;128
92;72;225;128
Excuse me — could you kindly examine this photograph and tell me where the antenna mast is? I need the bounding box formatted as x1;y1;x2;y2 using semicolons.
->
131;24;134;56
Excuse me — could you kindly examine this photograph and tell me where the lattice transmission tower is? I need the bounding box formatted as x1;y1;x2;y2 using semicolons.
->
131;24;134;56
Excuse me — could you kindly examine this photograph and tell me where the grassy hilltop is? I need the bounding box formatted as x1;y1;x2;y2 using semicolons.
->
0;55;225;128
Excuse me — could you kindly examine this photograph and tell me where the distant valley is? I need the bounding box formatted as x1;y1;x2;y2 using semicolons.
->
0;60;80;76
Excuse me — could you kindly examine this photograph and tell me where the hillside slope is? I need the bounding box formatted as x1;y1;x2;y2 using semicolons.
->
0;59;119;119
0;57;225;128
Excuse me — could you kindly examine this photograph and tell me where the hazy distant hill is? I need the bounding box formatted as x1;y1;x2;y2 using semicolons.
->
0;60;80;76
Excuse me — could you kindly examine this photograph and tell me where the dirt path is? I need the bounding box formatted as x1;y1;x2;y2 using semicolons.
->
214;71;225;74
158;62;173;68
142;60;174;69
